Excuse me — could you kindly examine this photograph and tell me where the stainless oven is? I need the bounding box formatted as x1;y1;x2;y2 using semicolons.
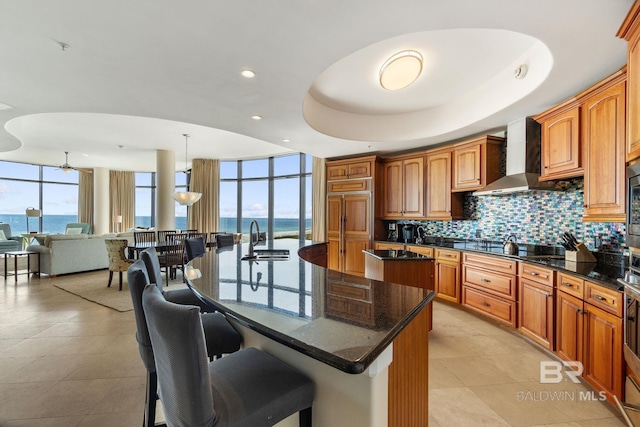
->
627;163;640;249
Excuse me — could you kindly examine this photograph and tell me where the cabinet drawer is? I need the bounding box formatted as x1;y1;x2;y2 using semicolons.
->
557;273;585;299
435;248;461;262
463;252;517;275
585;281;623;317
519;263;554;287
328;179;371;193
348;161;372;178
463;264;517;300
462;286;517;327
406;245;434;257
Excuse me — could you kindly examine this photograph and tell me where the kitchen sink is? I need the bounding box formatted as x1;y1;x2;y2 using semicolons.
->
241;248;290;261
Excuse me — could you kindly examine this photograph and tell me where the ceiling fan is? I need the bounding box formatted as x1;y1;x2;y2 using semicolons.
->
58;151;93;173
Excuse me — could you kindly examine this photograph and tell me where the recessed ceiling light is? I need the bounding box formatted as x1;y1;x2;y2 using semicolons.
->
0;102;14;110
251;115;262;120
241;69;256;78
282;138;291;143
379;50;423;91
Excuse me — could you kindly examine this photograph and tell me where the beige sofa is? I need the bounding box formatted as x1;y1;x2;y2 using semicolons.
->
26;233;133;276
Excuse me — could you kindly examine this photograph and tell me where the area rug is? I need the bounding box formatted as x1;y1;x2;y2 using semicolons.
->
50;269;192;312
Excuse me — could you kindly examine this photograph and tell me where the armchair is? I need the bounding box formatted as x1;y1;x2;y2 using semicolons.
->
0;224;21;253
65;222;92;234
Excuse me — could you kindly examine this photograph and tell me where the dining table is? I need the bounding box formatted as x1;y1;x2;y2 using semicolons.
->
185;238;435;427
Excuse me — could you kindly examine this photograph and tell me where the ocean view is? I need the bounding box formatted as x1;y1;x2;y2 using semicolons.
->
0;214;311;236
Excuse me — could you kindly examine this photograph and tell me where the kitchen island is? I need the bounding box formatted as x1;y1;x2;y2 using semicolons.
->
186;239;435;427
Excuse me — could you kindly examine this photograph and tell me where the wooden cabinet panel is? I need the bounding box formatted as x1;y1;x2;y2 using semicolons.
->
347;161;372;179
519;263;554;287
537;105;582;180
405;244;433;257
583;303;623;402
435;248;461;262
436;260;460;303
582;78;626;222
328;179;370;193
382;160;403;218
327;237;341;271
556;290;584;364
374;242;405;251
462;286;517;327
327;195;342;237
519;278;554;349
327;164;349;180
618;4;640;161
343;238;369;277
343;194;371;238
402;157;424;218
425;150;452;219
326;157;373;180
462;253;517;275
452;136;504;192
585;281;623;317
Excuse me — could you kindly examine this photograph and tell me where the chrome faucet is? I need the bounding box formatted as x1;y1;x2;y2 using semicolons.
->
248;219;260;258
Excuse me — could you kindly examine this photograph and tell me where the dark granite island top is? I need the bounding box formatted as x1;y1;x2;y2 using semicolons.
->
185;239;435;375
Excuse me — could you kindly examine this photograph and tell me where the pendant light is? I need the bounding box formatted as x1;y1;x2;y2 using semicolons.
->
171;134;202;206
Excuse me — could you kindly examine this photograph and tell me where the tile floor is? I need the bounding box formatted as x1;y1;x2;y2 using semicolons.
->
0;268;627;426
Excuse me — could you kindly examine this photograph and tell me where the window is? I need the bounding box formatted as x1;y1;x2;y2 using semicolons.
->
0;160;78;234
135;172;154;228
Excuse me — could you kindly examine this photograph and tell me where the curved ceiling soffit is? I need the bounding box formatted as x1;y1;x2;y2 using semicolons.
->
303;29;553;142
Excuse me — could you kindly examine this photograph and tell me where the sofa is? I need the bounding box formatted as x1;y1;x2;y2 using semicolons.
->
26;232;133;276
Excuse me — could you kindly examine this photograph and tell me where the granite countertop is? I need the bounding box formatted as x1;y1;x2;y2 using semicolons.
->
384;238;627;291
363;249;435;261
186;239;435;375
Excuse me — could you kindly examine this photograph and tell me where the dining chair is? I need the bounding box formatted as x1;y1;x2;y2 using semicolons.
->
134;231;156;245
185;236;206;262
157;230;177;242
142;283;314;427
104;239;134;291
215;233;236;248
140;247;212;313
127;261;243;427
159;233;185;286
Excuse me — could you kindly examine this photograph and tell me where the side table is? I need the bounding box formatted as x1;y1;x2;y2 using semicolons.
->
4;250;39;282
21;233;48;250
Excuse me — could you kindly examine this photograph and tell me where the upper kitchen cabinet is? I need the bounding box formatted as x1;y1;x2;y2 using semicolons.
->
580;70;626;222
618;1;640;162
425;147;463;220
534;100;583;181
452;136;504;192
326;155;376;181
382;154;425;219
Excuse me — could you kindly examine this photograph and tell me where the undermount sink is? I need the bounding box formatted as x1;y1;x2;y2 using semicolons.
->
241;248;290;261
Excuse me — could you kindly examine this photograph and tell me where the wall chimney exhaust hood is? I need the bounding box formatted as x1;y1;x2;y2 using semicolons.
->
473;117;558;196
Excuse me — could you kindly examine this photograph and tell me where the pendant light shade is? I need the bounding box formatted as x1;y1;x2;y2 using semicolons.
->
171;134;202;206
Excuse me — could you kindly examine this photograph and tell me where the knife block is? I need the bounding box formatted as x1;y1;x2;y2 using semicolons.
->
565;243;597;263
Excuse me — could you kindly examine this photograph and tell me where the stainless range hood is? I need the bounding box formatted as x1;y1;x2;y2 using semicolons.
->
473;117;558;196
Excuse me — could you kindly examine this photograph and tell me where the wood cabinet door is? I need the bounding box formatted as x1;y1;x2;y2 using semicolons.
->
382;160;403;218
435;260;460;303
453;142;482;190
402;157;425;218
583;302;623;402
326;195;343;238
327;236;342;271
347;160;372;179
627;30;640;161
556;291;584;364
540;106;582;180
582;80;626;222
326;164;348;180
518;278;554;350
343;193;370;238
343;237;369;277
425;151;452;219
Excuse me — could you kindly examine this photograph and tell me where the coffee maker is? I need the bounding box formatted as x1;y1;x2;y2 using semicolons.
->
401;224;414;243
387;223;398;241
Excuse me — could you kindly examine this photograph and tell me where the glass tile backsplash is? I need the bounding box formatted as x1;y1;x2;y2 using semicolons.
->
396;179;625;250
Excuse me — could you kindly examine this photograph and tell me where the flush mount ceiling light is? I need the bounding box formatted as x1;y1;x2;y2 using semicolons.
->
379;50;423;91
171;134;202;206
241;69;256;78
251;115;262;120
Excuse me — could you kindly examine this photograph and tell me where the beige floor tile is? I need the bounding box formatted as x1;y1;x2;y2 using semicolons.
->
482;351;548;383
429;387;510;426
428;334;479;359
429;359;464;389
64;351;146;380
77;412;142;427
89;376;146;415
0;381;58;421
1;415;85;427
28;378;121;418
0;354;86;383
0;336;72;358
438;356;521;386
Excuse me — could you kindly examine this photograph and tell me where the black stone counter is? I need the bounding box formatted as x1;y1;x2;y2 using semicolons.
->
384;238;627;291
363;249;435;261
186;239;435;374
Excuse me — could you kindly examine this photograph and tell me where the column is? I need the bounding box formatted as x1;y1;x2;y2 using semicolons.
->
156;149;175;230
93;167;110;235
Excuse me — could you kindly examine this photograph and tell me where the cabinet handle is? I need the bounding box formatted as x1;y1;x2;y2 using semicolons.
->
546;293;552;298
592;294;606;302
575;308;585;315
481;278;490;283
480;301;490;307
561;282;573;288
529;272;538;276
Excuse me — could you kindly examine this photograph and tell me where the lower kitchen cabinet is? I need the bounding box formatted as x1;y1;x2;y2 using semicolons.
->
435;248;461;303
374;242;405;251
519;263;555;350
555;281;623;404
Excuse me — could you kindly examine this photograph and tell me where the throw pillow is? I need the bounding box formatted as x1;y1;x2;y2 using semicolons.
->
0;230;6;241
66;227;83;235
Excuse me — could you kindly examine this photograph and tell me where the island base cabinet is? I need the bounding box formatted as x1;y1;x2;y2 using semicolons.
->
518;278;554;350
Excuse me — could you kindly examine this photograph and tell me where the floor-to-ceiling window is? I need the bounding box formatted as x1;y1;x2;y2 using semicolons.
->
220;153;312;240
0;160;79;234
135;172;155;228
